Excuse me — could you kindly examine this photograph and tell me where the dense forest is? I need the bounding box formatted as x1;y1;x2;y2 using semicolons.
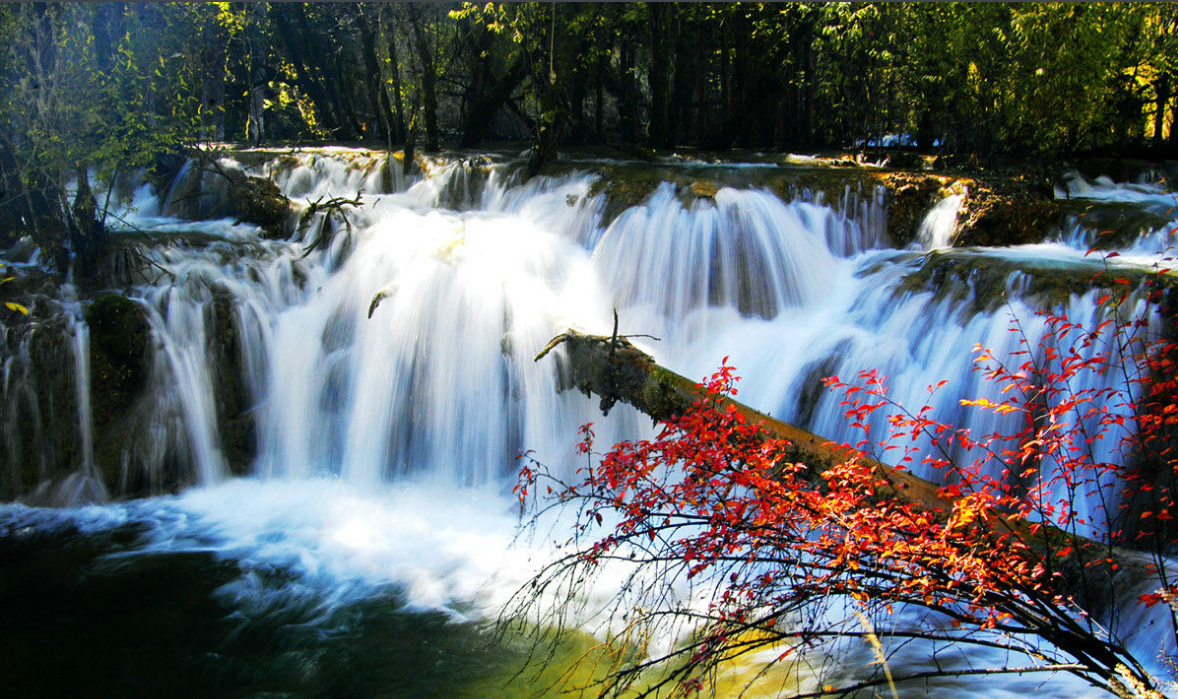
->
1;2;1176;246
4;3;1175;156
0;2;1174;278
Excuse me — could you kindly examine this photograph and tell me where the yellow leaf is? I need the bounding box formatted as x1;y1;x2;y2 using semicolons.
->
5;302;28;315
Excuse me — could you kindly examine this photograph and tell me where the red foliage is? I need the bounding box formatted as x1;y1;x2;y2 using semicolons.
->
515;293;1178;695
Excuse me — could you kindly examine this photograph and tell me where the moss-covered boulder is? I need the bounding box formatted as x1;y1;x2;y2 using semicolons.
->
586;167;666;225
954;187;1061;248
210;289;255;477
86;294;150;417
0;322;77;500
84;294;153;492
228;175;292;240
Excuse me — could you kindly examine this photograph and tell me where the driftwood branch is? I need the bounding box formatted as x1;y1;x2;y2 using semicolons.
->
298;193;364;258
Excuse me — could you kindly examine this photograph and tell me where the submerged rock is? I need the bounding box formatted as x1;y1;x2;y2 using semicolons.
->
210;289;255;477
0;318;77;499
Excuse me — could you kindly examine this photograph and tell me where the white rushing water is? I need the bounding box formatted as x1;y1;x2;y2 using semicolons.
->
3;151;1176;697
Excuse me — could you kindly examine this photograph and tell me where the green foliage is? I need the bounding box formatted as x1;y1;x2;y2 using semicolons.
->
1;1;1175;275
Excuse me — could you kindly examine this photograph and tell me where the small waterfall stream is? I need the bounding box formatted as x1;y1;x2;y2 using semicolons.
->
1;151;1174;698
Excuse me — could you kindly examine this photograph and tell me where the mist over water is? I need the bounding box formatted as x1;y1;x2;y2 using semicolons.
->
2;151;1173;697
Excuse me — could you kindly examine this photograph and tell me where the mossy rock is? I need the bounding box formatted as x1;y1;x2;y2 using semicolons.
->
881;173;953;246
210;289;255;476
1058;200;1175;251
84;294;155;494
0;324;78;499
687;180;719;199
895;248;1178;318
85;294;150;416
228;175;292;239
587;168;665;225
954;191;1061;248
882;151;935;171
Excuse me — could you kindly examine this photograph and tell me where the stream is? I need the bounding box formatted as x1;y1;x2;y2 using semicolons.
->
2;148;1175;698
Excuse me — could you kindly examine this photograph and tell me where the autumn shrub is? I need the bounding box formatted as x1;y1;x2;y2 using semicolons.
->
511;283;1178;697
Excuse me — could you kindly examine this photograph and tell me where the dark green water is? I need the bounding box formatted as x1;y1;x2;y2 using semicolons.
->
0;513;533;699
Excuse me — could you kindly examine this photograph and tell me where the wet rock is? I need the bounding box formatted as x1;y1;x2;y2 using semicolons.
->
86;295;150;410
85;294;153;492
881;173;952;246
686;180;719;200
881;151;934;171
953;185;1061;248
896;248;1178;318
1058;200;1174;251
586;169;664;225
1;317;79;499
228;175;292;240
210;289;255;477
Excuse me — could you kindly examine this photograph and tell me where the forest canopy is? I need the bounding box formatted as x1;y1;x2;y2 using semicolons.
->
0;2;1176;271
1;3;1175;155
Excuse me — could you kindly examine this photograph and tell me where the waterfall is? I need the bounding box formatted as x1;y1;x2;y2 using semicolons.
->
3;151;1167;514
62;289;106;504
1;149;1173;697
917;190;964;249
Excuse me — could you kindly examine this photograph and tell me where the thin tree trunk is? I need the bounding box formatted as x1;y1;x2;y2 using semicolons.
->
646;3;671;148
595;52;605;140
246;5;267;146
720;22;731;145
380;8;407;145
1155;74;1171;149
358;8;391;147
271;4;340;135
408;6;439;152
619;36;638;144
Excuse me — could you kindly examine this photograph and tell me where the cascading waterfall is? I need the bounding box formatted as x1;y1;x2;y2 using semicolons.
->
1;151;1173;698
916;190;964;249
60;287;106;504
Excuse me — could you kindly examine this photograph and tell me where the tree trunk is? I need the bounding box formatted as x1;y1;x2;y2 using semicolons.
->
535;329;1160;609
358;8;392;147
380;8;407;145
720;21;731;143
733;16;751;146
646;3;671;148
407;6;439;152
460;55;527;148
526;4;561;178
1155;74;1171;149
70;167;107;283
619;36;638;144
595;52;605;140
669;11;693;147
246;4;268;146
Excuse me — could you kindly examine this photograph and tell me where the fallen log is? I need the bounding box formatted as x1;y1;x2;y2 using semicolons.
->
535;329;1163;613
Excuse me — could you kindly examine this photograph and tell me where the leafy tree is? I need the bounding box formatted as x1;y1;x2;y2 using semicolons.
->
0;3;205;276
